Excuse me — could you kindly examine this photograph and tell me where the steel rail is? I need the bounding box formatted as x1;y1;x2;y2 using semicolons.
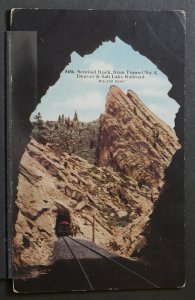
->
68;236;160;289
62;236;94;290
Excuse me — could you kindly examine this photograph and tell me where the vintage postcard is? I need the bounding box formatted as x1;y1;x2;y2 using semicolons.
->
9;9;185;292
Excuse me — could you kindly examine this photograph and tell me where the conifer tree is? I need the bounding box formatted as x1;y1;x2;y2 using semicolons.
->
58;115;62;123
32;112;44;142
73;110;79;122
62;114;65;123
67;116;70;129
33;112;44;127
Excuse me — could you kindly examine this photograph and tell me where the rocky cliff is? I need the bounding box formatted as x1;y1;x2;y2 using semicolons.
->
13;86;180;275
99;86;178;189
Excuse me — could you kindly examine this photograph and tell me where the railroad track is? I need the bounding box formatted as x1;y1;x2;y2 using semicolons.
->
62;236;93;290
62;236;159;290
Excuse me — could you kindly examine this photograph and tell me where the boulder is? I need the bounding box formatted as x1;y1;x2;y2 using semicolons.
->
75;200;86;211
117;210;129;220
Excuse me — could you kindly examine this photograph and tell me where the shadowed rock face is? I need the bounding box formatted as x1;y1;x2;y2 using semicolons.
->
13;87;179;275
11;10;185;284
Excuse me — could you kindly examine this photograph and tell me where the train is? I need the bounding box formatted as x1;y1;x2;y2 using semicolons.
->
55;210;72;237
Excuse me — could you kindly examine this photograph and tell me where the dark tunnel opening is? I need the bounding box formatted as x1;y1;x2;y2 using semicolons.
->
55;209;71;237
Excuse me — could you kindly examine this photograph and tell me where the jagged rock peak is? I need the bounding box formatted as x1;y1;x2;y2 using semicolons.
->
105;86;176;134
105;86;142;120
99;85;180;189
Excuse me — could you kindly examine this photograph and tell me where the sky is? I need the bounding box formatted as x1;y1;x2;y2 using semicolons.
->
31;37;179;128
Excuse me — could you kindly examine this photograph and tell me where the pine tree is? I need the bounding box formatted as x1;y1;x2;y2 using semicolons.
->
62;114;65;123
33;112;44;127
67;116;70;129
32;112;44;142
58;115;62;123
73;110;79;122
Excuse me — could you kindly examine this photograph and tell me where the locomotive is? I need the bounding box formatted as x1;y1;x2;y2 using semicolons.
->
55;210;72;237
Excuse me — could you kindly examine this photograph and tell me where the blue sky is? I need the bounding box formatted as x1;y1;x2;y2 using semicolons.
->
31;37;179;128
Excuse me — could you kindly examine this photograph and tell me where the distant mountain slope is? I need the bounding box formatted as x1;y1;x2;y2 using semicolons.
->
32;118;100;165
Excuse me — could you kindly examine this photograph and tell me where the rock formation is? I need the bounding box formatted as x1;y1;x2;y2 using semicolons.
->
99;86;178;190
13;86;180;276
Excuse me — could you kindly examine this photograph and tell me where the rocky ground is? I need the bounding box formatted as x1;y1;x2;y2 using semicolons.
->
13;86;180;275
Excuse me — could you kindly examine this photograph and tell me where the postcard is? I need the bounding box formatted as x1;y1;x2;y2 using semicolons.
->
9;9;185;292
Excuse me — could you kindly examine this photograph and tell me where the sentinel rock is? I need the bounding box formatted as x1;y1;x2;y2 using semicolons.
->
99;86;179;190
13;86;180;276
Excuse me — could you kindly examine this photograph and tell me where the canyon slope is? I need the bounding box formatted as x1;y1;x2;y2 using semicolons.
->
13;86;180;273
